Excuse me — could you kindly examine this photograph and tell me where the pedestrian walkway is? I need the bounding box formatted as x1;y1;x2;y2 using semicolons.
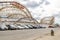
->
36;29;60;40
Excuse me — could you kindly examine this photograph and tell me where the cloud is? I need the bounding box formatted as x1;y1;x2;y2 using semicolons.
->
26;1;40;8
39;0;50;5
53;12;60;18
22;0;28;1
45;1;50;5
22;0;50;8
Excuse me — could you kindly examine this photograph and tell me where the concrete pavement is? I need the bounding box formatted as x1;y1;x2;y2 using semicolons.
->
36;28;60;40
0;28;59;40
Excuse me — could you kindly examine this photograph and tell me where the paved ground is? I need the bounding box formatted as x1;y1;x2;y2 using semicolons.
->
36;28;60;40
0;28;59;40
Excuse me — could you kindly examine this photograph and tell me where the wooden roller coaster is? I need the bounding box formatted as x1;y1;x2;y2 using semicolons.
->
0;1;38;25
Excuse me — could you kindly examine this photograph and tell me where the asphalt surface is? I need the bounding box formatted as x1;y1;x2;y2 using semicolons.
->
0;28;59;40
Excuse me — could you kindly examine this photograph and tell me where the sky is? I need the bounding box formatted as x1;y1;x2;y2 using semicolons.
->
0;0;60;24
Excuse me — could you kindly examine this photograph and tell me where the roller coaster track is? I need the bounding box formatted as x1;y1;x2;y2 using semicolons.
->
0;1;32;18
0;1;38;24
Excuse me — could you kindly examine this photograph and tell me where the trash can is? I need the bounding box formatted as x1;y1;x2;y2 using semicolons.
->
51;30;54;36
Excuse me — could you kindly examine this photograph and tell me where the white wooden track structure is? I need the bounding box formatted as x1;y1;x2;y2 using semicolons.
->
0;1;38;25
40;16;54;25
